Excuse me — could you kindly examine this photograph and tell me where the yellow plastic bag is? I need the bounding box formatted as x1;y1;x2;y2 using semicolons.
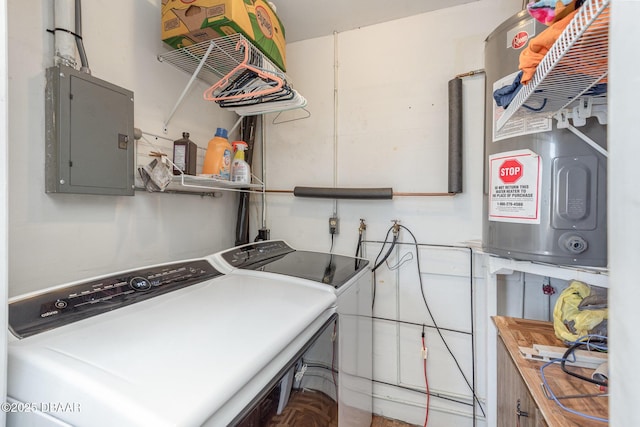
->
553;280;608;343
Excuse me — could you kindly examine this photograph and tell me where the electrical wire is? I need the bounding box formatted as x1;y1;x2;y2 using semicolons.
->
560;338;609;387
540;358;609;423
354;219;367;270
372;227;398;272
422;326;430;427
371;379;474;407
398;225;486;419
365;237;483;420
331;320;338;400
372;316;471;336
355;231;362;258
371;226;394;309
385;252;414;271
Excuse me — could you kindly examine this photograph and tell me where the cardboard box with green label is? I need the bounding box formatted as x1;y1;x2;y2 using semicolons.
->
161;0;286;72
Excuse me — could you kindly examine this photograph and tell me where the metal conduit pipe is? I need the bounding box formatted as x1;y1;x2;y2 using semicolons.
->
75;0;91;74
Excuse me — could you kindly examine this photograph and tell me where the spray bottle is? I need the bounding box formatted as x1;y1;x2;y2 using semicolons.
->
202;128;232;179
231;141;251;184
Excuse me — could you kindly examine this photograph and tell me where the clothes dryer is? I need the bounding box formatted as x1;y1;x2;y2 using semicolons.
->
209;240;373;427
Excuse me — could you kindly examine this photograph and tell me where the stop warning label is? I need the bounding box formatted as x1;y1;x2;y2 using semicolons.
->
489;149;542;224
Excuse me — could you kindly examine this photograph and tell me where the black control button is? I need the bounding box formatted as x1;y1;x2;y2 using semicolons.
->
129;277;152;292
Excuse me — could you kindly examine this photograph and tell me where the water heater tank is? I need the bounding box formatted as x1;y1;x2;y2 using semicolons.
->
483;11;607;267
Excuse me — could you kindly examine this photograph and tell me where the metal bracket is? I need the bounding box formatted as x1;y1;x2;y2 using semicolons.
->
161;41;216;133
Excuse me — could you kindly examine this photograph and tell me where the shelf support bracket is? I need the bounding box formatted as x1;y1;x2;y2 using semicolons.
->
162;40;216;133
566;124;608;158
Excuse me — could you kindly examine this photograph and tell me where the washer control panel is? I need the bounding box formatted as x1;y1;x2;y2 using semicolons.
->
9;260;221;338
221;240;295;268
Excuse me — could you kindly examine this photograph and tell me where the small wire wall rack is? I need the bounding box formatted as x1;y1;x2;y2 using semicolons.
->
158;33;304;130
496;0;610;131
171;173;264;194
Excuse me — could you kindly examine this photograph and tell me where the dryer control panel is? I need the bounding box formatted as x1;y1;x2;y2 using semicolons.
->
221;240;295;268
9;260;221;338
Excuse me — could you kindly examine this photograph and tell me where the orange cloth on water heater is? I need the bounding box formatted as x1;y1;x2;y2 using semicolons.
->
519;9;579;84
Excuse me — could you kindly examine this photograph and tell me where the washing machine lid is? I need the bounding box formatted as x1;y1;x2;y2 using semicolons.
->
219;240;370;288
7;273;337;427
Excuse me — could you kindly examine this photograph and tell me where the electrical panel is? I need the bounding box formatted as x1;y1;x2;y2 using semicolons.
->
45;65;135;196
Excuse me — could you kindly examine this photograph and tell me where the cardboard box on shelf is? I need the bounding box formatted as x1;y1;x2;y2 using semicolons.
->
161;0;286;72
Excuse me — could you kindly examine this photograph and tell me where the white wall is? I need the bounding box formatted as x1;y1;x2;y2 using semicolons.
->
257;0;522;425
258;0;521;253
8;0;241;297
609;2;640;426
1;0;8;423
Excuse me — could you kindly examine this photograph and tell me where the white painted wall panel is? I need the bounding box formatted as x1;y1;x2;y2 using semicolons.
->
609;2;640;426
258;1;522;424
7;0;239;296
1;0;8;421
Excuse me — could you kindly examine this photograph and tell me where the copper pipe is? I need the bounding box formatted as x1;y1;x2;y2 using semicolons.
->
265;189;294;194
455;69;485;79
393;192;456;197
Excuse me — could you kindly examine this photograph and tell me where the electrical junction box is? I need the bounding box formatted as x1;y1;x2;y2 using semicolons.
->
45;65;135;196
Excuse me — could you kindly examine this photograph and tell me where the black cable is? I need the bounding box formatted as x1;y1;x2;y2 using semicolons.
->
372;316;471;336
355;231;363;270
398;225;486;419
371;226;394;309
560;343;608;387
46;27;82;38
365;238;485;420
372;232;398;272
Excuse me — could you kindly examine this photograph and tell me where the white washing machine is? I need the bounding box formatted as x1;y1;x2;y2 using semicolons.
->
209;240;373;427
7;256;337;427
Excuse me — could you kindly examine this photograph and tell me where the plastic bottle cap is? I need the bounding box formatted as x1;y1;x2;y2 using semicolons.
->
232;141;248;150
215;128;228;139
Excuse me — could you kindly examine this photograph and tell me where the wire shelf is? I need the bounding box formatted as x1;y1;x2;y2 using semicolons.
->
170;174;264;194
157;33;285;87
496;0;610;130
158;33;307;126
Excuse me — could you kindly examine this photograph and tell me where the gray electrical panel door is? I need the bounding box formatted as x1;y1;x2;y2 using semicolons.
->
46;65;135;196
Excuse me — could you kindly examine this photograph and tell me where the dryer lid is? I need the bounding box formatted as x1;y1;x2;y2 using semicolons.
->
220;240;370;289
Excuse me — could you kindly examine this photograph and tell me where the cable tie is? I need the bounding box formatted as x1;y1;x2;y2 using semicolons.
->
46;27;83;39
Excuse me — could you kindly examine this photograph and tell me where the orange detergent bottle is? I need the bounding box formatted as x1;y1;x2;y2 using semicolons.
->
202;127;232;179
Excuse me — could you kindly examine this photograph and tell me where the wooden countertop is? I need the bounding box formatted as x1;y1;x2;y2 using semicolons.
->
493;316;608;426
